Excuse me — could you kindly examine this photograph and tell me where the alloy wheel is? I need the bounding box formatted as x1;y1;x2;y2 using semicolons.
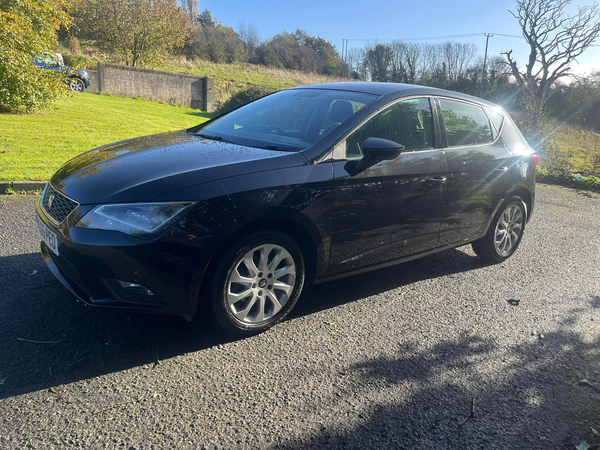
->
226;244;296;324
70;78;84;92
494;204;523;256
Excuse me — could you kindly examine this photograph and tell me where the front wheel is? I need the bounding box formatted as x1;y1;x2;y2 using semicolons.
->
472;195;526;263
209;231;305;334
69;77;85;93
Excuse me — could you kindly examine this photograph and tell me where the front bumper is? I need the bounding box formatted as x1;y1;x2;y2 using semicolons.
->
36;199;205;316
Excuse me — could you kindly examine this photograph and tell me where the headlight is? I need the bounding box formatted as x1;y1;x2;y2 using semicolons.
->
75;202;195;238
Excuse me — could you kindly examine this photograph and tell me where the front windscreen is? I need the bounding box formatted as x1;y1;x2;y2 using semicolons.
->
195;89;379;151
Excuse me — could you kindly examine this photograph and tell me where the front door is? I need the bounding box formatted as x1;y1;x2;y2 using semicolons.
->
328;97;448;275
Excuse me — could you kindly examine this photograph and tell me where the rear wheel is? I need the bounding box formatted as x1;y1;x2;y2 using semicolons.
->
472;195;526;263
210;231;305;334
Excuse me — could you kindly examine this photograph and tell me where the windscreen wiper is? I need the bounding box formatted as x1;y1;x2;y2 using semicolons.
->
262;144;300;151
195;133;236;144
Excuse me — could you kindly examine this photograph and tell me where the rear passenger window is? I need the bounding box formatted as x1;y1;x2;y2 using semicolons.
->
439;99;493;147
345;98;434;159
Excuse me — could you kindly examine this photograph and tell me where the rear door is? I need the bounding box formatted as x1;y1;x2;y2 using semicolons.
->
328;97;448;275
436;98;513;246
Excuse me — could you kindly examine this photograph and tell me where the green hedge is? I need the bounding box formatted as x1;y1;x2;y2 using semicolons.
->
217;86;277;114
536;167;600;192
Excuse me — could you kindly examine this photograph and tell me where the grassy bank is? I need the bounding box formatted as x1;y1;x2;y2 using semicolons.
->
551;126;600;172
60;48;348;106
0;94;212;181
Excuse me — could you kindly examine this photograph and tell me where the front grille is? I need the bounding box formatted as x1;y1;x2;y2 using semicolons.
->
42;184;78;223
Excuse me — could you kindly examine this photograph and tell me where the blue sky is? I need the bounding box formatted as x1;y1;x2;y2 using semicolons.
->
200;0;600;74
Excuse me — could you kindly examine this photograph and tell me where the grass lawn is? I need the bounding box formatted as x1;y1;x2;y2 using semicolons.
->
0;93;212;181
552;126;600;171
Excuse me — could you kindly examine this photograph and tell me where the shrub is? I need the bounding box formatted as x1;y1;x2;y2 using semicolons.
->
217;86;276;113
536;167;600;192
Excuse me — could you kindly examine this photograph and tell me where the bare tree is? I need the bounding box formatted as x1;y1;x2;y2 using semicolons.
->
504;0;600;119
389;41;407;82
345;47;365;78
442;42;478;83
403;42;422;83
238;20;261;54
421;43;442;82
181;0;199;24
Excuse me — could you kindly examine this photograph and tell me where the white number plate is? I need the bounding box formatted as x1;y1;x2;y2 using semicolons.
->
37;215;59;256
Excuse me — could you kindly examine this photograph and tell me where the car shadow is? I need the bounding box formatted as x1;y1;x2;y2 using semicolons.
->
0;247;483;400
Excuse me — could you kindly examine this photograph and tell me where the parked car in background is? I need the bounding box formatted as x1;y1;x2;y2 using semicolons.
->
34;52;90;93
36;82;537;334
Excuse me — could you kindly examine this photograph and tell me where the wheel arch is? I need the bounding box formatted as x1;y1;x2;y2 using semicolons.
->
476;184;534;239
197;212;323;311
508;186;533;222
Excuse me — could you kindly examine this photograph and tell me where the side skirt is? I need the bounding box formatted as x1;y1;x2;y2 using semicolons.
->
313;234;485;285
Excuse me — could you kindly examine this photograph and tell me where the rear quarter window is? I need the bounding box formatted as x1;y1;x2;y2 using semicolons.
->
488;109;505;130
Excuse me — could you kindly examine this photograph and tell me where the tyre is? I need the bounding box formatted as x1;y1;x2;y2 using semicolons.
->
209;230;305;334
472;195;526;263
69;77;85;93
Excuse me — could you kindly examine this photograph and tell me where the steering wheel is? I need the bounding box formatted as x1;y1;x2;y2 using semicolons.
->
269;125;287;136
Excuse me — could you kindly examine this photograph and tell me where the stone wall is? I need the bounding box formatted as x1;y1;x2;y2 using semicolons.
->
87;63;214;112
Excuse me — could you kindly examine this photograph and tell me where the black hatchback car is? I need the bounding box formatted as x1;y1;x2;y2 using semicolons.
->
37;83;536;334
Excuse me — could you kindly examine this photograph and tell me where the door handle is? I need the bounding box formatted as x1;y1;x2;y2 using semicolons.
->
494;167;509;172
427;176;447;184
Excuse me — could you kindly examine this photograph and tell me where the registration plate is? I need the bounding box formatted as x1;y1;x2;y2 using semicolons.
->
37;215;59;256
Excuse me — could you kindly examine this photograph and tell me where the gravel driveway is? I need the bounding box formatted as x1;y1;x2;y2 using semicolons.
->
0;184;599;449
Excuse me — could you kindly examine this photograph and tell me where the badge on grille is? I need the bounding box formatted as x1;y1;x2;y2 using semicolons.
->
48;194;56;208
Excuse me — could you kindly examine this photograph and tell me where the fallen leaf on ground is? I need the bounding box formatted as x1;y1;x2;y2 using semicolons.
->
50;387;59;394
591;427;600;437
576;441;590;450
0;377;6;385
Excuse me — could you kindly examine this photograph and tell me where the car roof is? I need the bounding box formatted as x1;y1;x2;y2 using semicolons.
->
290;82;500;108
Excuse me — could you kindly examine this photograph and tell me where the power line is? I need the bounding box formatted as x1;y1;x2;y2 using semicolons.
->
343;33;484;42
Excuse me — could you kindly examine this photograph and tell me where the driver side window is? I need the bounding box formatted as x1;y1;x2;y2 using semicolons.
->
345;98;434;159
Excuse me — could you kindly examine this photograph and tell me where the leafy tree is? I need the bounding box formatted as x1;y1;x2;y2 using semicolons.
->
188;24;245;63
197;8;218;27
364;44;393;82
0;0;72;112
72;0;189;67
546;71;600;129
256;30;345;75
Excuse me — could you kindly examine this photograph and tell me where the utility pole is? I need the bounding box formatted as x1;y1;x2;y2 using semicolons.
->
341;39;348;62
341;39;350;78
480;33;493;97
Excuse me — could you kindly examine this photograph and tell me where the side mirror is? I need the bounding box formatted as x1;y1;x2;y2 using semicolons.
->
350;138;405;173
362;137;405;160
